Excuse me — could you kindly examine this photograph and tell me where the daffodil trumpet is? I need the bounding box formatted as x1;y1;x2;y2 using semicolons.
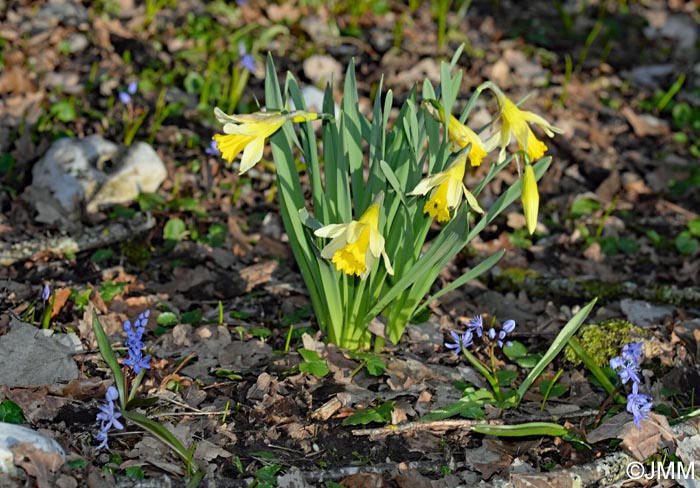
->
314;192;394;280
212;107;324;174
408;152;484;223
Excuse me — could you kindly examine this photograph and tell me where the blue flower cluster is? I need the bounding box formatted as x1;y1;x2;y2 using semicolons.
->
95;386;123;450
123;310;151;375
610;341;652;428
445;315;516;354
487;319;515;348
238;42;256;73
119;80;138;104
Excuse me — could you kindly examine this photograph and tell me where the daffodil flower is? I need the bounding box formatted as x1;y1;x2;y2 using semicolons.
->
521;162;539;235
486;87;562;162
212;107;320;174
314;194;393;280
422;100;489;167
447;115;488;167
409;154;484;223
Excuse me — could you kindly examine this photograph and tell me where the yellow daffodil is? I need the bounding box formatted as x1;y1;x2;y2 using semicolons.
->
314;194;393;280
487;88;562;162
212;107;319;174
447;115;488;167
408;154;484;223
422;100;489;167
521;163;539;235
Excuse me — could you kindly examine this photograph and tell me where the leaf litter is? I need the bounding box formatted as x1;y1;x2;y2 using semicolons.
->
1;0;700;486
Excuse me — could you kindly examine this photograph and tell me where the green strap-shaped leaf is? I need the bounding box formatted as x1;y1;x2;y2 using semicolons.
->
517;298;597;402
414;249;506;316
92;315;126;409
122;410;199;475
471;422;569;437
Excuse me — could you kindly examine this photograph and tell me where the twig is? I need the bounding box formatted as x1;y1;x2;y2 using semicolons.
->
352;419;500;439
0;212;156;265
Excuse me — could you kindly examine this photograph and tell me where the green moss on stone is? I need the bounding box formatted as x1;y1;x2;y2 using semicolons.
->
564;319;648;367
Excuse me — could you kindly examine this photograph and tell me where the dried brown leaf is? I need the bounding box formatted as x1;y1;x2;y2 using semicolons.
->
340;472;389;488
11;442;64;488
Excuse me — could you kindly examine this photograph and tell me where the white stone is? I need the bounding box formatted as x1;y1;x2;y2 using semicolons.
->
24;136;167;224
0;422;65;476
87;142;167;212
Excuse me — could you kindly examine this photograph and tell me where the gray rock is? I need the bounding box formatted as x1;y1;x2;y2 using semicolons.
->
277;467;312;488
24;136;167;226
620;299;674;327
0;317;81;387
0;422;65;477
33;0;88;31
65;32;89;54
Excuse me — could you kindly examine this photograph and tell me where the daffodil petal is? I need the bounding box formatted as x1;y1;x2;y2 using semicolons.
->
462;186;484;214
234;112;287;124
345;221;365;244
239;136;265;174
320;235;347;260
360;247;376;280
368;227;385;258
214;107;243;124
381;249;394;275
221;122;257;136
523;111;563;137
409;173;449;196
315;223;349;239
483;132;501;153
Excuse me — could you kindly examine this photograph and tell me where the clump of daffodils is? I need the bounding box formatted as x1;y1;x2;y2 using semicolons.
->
210;53;563;349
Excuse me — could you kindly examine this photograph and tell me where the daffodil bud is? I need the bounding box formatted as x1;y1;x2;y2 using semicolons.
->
521;163;539;235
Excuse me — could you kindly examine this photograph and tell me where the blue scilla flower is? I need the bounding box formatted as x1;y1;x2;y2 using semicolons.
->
96;386;123;449
486;320;516;348
627;382;652;428
621;341;643;364
612;359;641;385
463;315;483;337
445;330;475;356
610;341;643;385
611;341;652;429
205;139;220;156
42;284;50;301
119;80;138;104
238;42;256;73
123;310;151;375
445;331;465;355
